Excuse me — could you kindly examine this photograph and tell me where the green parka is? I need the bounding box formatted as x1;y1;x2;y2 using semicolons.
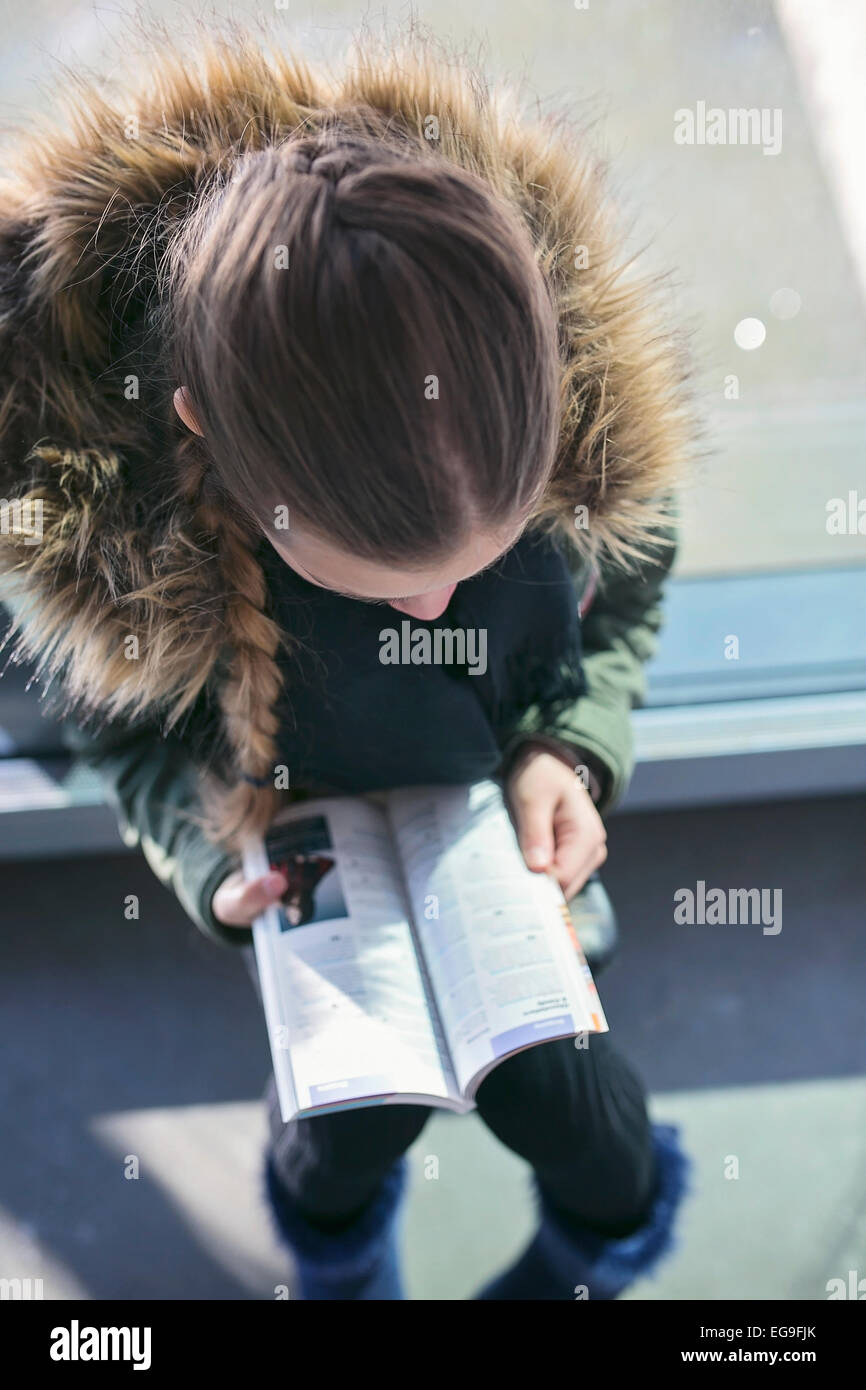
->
0;31;686;946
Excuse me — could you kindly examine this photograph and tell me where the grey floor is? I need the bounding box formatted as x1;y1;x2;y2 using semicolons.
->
1;793;863;1300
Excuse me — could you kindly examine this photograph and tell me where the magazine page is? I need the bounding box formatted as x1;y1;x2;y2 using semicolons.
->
243;795;461;1120
386;780;609;1097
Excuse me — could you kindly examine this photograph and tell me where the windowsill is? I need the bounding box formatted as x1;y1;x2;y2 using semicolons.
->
1;567;865;846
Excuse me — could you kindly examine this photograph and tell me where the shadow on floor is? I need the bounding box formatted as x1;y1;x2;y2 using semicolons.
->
1;793;863;1297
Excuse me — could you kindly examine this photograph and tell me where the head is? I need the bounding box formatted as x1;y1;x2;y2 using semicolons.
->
167;126;562;621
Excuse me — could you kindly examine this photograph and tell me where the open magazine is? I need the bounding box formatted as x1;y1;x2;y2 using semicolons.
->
242;780;608;1122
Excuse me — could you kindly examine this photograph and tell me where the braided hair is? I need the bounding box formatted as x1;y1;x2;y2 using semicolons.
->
161;117;562;853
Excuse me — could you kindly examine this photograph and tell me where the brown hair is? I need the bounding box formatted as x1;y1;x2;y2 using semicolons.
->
0;28;690;871
162;119;563;850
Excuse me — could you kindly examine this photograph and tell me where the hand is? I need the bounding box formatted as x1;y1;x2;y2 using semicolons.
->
505;746;607;900
211;867;288;928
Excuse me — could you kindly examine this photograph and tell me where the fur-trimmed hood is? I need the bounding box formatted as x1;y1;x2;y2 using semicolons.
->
0;25;688;761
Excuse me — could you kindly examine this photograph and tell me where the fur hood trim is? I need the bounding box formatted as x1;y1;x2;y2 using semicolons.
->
0;24;689;743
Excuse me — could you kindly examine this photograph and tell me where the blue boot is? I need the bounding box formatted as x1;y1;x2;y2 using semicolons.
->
474;1123;691;1300
264;1152;408;1300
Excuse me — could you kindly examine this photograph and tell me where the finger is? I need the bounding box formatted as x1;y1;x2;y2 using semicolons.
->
512;785;557;871
561;839;608;902
551;787;605;891
240;870;289;918
215;870;288;926
550;812;585;891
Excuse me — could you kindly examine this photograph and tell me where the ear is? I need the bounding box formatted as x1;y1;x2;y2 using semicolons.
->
173;385;204;435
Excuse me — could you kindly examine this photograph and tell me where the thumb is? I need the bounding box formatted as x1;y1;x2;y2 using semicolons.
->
514;792;556;873
213;869;288;927
246;870;289;914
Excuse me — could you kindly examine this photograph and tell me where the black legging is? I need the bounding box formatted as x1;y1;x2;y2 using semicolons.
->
249;934;657;1242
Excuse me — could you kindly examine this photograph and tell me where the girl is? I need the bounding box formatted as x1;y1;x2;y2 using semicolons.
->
0;26;691;1300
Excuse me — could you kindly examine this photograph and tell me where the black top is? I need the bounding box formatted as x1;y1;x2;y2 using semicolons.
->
253;527;586;795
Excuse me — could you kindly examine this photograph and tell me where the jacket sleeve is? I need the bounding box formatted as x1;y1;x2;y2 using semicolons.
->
59;710;247;947
1;583;248;946
499;519;678;815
